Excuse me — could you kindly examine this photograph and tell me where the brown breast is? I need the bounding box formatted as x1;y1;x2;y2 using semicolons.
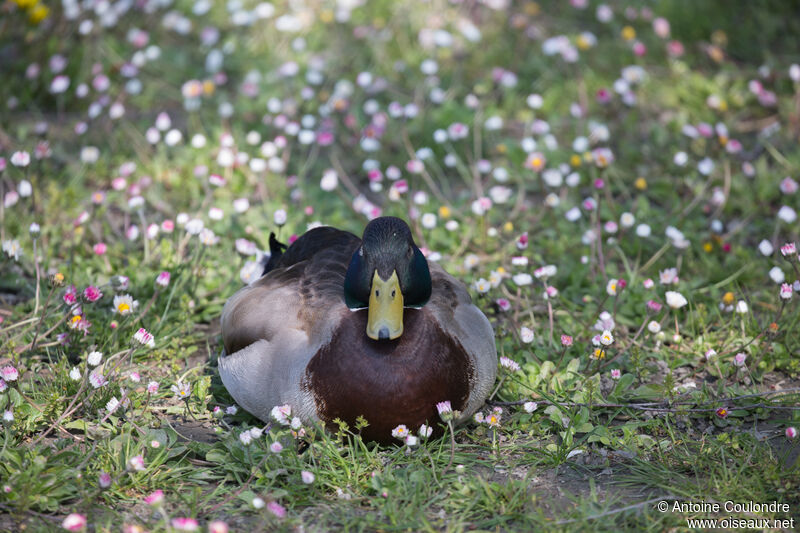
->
303;307;473;444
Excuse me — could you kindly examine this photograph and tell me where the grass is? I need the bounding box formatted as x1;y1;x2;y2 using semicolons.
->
1;0;800;531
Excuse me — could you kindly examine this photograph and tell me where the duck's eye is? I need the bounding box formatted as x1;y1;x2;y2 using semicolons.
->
375;290;380;297
391;289;396;298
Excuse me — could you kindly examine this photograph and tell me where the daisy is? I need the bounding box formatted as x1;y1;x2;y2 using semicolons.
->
500;356;521;372
777;283;792;300
520;326;535;343
436;401;453;422
267;501;286;519
89;371;106;388
606;279;619;295
665;291;688;309
133;328;155;347
10;151;30;167
155;271;171;287
170;518;198;531
1;365;19;382
271;404;292;425
171;381;191;399
473;278;491;293
113;294;138;315
106;397;120;413
87;351;103;366
61;514;87;532
209;522;229;533
127;455;145;471
144;490;164;506
485;410;501;427
659;268;679;285
512;273;532;286
488;270;505;287
391;424;409;439
2;240;22;261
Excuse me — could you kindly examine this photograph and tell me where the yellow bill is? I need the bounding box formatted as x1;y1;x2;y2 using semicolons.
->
367;270;404;340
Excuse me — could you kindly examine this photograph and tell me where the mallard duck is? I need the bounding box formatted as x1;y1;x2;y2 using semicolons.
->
219;216;496;443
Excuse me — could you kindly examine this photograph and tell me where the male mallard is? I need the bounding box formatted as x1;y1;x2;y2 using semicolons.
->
219;216;496;443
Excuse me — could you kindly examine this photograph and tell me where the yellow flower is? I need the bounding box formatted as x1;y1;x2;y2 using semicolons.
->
722;292;735;305
570;154;582;167
707;45;724;63
503;222;513;233
14;0;38;9
634;177;647;190
703;242;713;253
591;348;606;360
526;154;545;172
711;30;728;47
319;9;334;23
202;80;215;96
29;4;49;24
524;2;540;15
438;205;451;219
495;144;507;154
621;26;636;41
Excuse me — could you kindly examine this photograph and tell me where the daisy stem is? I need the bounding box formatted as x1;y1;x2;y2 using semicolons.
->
138;210;149;264
556;345;568;369
488;374;507;401
156;504;172;533
24;305;68;354
33;238;41;315
784;255;800;280
0;316;39;333
445;420;456;471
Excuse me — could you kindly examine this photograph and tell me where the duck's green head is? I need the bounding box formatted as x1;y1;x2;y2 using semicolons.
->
344;216;432;341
